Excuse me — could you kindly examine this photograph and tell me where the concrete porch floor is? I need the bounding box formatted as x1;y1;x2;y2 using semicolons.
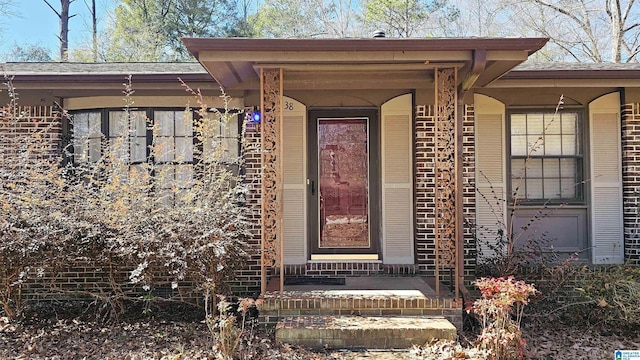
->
266;276;450;297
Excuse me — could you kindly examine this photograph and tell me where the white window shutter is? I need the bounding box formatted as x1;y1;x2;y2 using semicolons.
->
589;92;624;264
474;94;507;258
381;93;414;264
282;97;307;264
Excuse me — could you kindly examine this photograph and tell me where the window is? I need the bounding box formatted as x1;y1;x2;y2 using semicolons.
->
72;111;102;163
153;110;194;201
109;110;148;163
201;112;240;163
70;107;240;180
510;111;582;201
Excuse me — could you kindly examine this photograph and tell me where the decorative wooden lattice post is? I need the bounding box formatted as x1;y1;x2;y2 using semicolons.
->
260;68;284;295
434;67;461;296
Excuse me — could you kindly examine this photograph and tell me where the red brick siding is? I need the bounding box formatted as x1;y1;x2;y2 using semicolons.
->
463;105;476;282
622;104;640;265
236;122;263;295
0;106;62;160
414;105;476;283
414;106;437;275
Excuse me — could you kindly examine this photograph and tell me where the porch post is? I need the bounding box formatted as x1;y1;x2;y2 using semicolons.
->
260;68;284;295
434;67;460;297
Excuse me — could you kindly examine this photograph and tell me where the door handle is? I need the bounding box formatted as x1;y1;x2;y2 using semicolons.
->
307;178;315;196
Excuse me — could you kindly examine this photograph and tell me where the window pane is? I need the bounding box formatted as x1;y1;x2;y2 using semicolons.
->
544;178;561;199
560;158;576;177
88;113;101;137
562;135;577;155
544;113;561;134
88;138;101;162
109;137;129;161
155;137;174;162
223;137;238;159
155;111;174;136
511;135;528;156
527;135;543;155
511;158;526;179
526;159;543;178
560;178;576;198
74;113;89;136
512;178;524;199
175;137;193;162
526;178;543;199
131;112;147;136
544;134;562;155
130;137;147;162
157;164;174;189
527;114;544;134
174;112;192;136
109;112;127;137
543;158;560;178
511;114;526;135
562;113;577;134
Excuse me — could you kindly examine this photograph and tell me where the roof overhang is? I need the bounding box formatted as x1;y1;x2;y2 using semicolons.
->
0;63;218;98
182;37;549;91
493;64;640;88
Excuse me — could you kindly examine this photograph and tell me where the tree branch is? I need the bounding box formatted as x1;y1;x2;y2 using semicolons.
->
43;0;61;17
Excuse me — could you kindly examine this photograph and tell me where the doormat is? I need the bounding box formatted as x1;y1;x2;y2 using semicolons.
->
283;277;346;286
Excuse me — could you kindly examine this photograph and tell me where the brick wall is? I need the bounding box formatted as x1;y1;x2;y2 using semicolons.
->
0;106;62;160
462;105;476;282
622;103;640;265
235;122;263;296
414;106;437;276
414;105;476;283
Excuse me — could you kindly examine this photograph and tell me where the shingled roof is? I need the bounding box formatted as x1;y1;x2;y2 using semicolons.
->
506;61;640;79
2;60;640;83
0;62;207;75
0;62;211;83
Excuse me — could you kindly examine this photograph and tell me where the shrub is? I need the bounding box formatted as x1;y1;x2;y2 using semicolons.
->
0;75;70;319
469;276;538;359
206;296;262;359
573;265;640;332
1;74;251;320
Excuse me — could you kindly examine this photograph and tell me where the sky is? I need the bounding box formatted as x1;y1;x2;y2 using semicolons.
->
0;0;114;60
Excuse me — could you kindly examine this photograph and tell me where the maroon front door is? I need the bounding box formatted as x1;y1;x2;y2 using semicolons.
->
318;118;370;249
308;109;380;256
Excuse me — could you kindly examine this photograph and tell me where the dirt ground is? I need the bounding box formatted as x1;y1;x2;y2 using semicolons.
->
1;316;639;360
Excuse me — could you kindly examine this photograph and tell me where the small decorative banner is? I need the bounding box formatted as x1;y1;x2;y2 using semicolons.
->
616;350;640;360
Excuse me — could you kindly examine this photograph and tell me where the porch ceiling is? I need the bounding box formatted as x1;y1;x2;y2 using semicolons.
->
182;37;548;91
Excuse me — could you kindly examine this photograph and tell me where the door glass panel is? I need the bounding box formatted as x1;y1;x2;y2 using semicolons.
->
318;118;369;248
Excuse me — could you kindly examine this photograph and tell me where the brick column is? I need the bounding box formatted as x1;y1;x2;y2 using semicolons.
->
462;104;476;282
622;103;640;265
414;104;476;282
414;106;436;276
233;123;263;296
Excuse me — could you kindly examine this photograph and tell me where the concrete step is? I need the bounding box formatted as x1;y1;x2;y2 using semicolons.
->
259;289;462;328
276;315;456;349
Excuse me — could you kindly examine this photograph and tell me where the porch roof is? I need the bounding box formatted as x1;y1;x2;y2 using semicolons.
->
182;37;549;91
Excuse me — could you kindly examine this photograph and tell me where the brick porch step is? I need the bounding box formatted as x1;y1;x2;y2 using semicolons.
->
259;290;462;327
276;315;456;349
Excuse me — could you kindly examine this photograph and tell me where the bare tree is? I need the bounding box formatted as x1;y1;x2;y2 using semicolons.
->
442;0;513;37
504;0;640;62
44;0;76;61
84;0;97;62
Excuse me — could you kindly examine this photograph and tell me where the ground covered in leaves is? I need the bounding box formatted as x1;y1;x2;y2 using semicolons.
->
0;316;638;359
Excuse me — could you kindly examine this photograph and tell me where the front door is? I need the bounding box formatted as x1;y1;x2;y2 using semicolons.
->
308;109;379;257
